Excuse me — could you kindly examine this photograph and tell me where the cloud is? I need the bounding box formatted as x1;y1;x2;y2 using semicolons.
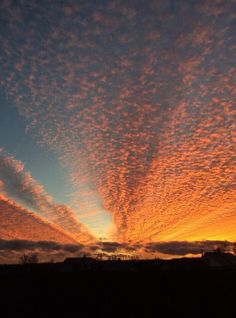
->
0;193;77;243
144;241;236;256
0;238;84;253
89;241;139;253
0;0;235;243
92;240;236;256
0;238;235;261
0;236;87;264
89;240;236;256
0;155;94;243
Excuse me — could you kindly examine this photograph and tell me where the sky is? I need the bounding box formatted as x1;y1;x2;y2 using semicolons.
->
0;0;235;263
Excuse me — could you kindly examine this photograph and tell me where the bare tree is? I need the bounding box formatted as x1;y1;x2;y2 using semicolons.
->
19;253;39;264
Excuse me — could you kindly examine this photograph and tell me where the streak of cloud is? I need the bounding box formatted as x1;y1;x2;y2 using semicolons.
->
144;241;236;256
0;193;77;243
0;238;84;253
0;154;94;243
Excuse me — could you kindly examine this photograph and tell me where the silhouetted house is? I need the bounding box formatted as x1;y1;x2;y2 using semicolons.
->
62;256;97;272
202;251;236;268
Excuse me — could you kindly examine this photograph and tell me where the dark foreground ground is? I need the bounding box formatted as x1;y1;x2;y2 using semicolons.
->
0;266;235;318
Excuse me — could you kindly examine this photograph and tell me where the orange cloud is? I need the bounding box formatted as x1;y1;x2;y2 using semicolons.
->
0;194;76;243
0;155;94;243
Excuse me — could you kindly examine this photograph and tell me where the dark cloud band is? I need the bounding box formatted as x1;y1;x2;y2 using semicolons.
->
0;239;235;257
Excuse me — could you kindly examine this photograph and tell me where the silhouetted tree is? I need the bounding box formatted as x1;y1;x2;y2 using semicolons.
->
221;242;228;252
233;246;236;256
19;253;39;264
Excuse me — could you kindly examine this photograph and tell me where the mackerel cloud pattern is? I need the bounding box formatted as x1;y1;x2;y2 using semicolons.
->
0;0;235;242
